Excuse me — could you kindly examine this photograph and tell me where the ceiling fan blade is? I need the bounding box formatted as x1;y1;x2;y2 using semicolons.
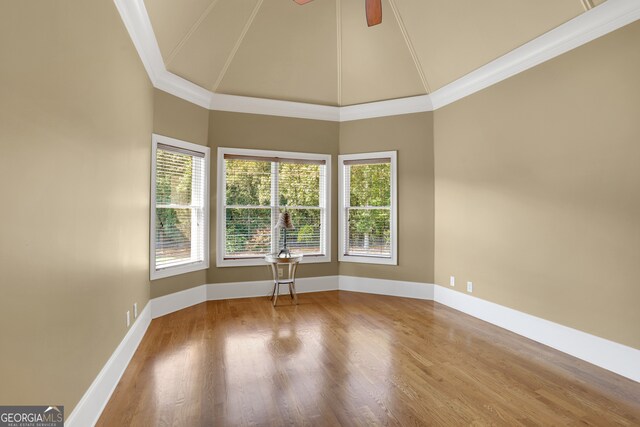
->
365;0;382;26
293;0;313;4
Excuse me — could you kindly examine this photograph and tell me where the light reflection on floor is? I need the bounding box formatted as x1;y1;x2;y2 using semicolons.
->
98;293;640;426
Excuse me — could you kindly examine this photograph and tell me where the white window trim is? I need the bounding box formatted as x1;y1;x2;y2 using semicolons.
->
216;147;332;267
150;134;210;280
338;151;398;266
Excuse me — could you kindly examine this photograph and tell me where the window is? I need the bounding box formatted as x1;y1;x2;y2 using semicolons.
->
339;151;397;265
217;148;331;267
151;134;210;279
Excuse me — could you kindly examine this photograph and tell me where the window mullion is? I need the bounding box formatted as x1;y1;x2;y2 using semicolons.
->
222;156;227;259
319;164;326;254
271;161;279;255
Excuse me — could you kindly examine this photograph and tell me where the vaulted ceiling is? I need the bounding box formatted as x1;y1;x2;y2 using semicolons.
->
144;0;605;107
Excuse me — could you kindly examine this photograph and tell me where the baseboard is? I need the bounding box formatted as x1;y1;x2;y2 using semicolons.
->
337;276;639;382
151;285;207;319
65;303;151;427
151;276;340;319
432;285;640;383
339;275;434;300
207;275;339;301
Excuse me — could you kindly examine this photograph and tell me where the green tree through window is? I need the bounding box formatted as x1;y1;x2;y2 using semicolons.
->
154;142;206;273
223;153;328;260
344;160;392;257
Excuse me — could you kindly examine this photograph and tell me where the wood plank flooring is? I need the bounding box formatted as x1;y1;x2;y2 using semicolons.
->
97;291;640;426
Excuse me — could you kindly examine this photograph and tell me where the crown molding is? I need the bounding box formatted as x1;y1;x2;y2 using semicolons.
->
429;0;640;110
115;0;640;122
210;93;340;121
113;0;213;109
154;71;215;110
339;94;432;122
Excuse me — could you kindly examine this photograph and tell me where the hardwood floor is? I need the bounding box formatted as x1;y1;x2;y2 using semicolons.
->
97;291;640;426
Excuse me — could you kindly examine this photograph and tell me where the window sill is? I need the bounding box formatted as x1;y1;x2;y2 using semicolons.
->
217;254;331;268
338;254;397;266
150;260;208;280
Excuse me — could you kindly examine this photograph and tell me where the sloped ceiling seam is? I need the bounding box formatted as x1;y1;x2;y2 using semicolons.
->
212;0;264;91
581;0;595;11
387;0;431;93
166;0;221;66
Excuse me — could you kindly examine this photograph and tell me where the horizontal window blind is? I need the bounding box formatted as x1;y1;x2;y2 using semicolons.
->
344;159;392;258
224;153;326;165
343;157;390;166
158;142;205;159
224;157;272;258
223;154;326;259
155;145;206;270
277;161;325;255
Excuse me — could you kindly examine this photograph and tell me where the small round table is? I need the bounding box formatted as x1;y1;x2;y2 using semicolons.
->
264;253;303;306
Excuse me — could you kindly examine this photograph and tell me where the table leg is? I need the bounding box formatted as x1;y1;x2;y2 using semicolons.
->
290;262;299;305
291;281;298;305
269;263;279;306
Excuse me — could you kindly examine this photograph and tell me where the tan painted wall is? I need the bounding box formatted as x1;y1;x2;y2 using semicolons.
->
150;89;209;298
207;111;340;284
434;22;640;349
0;0;153;416
339;113;435;283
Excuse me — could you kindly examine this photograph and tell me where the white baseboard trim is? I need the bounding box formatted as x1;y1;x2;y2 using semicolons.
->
432;285;640;383
207;275;339;301
150;285;207;319
337;276;638;382
339;275;434;300
66;303;151;427
151;276;340;319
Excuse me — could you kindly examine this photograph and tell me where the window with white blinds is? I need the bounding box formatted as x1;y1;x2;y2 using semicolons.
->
339;151;397;265
217;148;331;267
151;135;210;279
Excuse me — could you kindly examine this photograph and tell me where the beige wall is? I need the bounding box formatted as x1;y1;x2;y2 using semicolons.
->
207;111;340;283
434;22;640;349
150;90;209;298
0;0;153;416
339;113;435;283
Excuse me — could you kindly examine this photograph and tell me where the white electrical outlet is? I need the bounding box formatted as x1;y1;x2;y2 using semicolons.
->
133;303;138;319
278;267;284;278
126;310;131;328
449;276;455;287
466;281;473;293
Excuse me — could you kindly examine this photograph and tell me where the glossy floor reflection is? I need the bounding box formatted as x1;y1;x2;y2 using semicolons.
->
97;291;640;426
